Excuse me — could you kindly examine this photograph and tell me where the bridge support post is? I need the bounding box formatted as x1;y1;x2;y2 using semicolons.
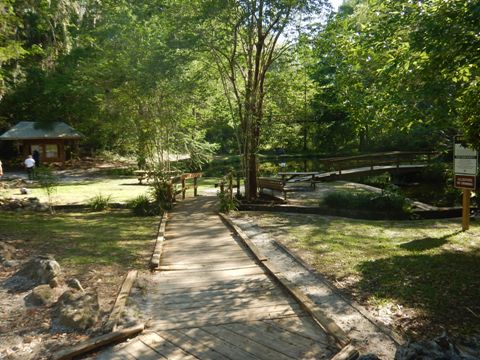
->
462;189;470;231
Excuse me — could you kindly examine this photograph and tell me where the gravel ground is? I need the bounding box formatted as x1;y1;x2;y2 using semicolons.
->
228;212;403;359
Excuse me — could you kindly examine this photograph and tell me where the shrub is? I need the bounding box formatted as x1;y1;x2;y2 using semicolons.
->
420;163;452;183
87;194;112;211
127;194;160;216
361;172;391;188
323;189;411;215
36;166;59;213
217;190;238;213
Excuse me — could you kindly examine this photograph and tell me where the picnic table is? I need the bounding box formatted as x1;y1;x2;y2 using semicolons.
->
278;171;319;188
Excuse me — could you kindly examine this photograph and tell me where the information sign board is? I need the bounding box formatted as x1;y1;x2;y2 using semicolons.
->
454;175;476;190
454;137;478;175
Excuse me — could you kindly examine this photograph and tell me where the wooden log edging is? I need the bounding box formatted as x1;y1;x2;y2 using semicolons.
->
238;202;477;220
219;213;353;352
149;211;168;270
51;323;144;360
105;270;138;332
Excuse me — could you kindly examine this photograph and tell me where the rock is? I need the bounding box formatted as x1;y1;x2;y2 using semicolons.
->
49;277;60;288
67;278;85;292
359;355;381;360
26;284;57;306
55;290;100;330
0;242;15;262
395;333;479;360
3;260;18;268
20;188;29;195
7;256;61;291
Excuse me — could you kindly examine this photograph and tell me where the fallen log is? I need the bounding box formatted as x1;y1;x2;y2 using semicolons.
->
51;323;144;360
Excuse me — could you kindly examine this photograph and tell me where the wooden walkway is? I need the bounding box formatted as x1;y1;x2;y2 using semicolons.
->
96;196;338;359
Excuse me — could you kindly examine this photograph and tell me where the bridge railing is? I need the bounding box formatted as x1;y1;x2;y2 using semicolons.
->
215;171;241;202
320;151;439;174
166;172;203;203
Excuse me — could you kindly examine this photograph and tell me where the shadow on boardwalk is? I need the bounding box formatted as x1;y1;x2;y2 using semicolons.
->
95;195;338;359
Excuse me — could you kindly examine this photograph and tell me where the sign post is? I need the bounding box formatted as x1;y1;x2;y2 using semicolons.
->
454;136;478;231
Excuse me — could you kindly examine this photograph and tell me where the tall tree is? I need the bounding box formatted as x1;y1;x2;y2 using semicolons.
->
185;0;326;199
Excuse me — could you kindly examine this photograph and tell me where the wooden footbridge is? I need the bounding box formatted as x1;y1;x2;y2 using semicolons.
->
291;151;438;183
94;196;358;360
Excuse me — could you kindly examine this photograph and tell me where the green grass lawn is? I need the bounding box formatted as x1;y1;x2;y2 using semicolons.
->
1;176;220;205
237;212;480;337
0;210;159;268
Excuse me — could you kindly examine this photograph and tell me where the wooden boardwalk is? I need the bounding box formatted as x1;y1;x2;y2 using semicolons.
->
96;196;338;360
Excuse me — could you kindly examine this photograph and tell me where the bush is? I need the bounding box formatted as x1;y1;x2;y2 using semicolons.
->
323;189;411;215
420;163;452;183
361;172;391;188
127;194;160;216
87;194;112;211
217;190;238;213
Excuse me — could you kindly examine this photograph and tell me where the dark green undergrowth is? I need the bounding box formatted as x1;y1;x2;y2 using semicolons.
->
127;194;161;216
323;188;412;217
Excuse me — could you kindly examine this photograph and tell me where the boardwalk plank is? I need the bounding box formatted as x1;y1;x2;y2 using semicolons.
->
148;309;300;330
265;317;334;343
180;328;259;360
123;339;167;360
140;332;198;360
155;288;288;309
155;330;226;360
156;266;265;279
223;322;333;359
152;297;299;315
202;325;296;360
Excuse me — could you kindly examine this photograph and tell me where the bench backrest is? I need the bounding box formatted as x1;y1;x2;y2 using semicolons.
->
258;178;284;191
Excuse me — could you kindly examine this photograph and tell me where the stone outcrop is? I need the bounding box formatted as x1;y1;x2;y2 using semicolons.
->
26;284;57;306
395;334;480;360
55;290;100;330
7;255;61;292
0;197;48;212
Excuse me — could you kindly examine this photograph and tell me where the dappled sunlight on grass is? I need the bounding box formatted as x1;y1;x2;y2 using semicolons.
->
242;211;480;335
2;178;150;205
0;210;158;267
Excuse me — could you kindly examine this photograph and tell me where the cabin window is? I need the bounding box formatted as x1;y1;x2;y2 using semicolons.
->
45;144;58;158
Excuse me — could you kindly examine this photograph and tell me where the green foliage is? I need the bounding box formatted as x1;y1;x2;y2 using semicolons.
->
323;189;411;215
361;173;391;189
127;194;160;216
312;0;480;151
217;190;238;214
420;163;452;183
35;166;59;213
87;194;112;211
150;180;172;212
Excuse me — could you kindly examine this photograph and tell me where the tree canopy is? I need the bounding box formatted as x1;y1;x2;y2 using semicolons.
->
0;0;479;185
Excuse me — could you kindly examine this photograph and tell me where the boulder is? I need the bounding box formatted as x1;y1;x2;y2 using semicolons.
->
395;333;480;360
55;290;100;330
7;255;61;291
26;284;57;306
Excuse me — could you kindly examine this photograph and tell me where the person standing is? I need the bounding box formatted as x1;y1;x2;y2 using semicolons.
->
24;155;35;180
32;149;40;167
0;159;3;178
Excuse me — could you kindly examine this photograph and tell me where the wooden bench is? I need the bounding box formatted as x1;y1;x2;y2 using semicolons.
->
133;170;152;184
258;178;292;200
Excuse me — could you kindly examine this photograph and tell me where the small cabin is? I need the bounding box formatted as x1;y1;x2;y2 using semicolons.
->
0;121;82;164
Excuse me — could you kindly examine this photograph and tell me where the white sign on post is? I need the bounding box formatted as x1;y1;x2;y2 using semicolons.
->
454;138;478;176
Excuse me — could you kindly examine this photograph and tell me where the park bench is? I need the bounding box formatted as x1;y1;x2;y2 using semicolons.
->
258;177;292;200
133;170;152;184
